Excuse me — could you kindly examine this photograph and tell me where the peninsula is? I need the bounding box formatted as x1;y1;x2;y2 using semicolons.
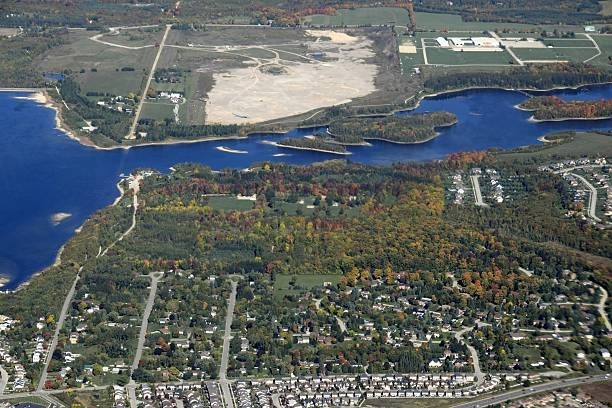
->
518;95;612;121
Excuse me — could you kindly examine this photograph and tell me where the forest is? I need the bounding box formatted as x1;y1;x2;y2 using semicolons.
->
276;136;349;154
0;0;607;28
424;63;612;93
327;112;457;144
518;96;612;120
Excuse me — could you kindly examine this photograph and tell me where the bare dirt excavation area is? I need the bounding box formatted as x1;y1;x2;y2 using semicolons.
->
200;29;377;124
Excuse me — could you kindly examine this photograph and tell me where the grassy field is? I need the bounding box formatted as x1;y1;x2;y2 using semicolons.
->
496;132;612;162
512;47;598;62
426;48;513;65
542;38;597;48
36;30;155;97
207;196;256;211
588;34;612;65
140;101;175;121
273;274;340;296
306;8;585;33
306;7;410;26
599;0;612;16
100;26;164;47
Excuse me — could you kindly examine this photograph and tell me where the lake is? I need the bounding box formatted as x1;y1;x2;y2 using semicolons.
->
1;85;612;289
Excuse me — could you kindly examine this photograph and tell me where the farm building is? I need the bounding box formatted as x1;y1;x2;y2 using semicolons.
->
436;37;450;47
471;37;500;48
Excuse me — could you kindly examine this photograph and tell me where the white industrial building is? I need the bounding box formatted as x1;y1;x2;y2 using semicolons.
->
472;37;501;47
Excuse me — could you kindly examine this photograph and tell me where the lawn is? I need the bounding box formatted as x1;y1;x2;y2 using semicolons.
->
78;70;146;96
496;132;612;162
140;101;176;121
512;47;599;62
426;47;513;65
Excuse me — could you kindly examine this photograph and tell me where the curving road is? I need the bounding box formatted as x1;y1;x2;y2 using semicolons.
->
568;173;601;222
0;365;7;395
454;327;484;387
451;375;610;408
219;280;238;408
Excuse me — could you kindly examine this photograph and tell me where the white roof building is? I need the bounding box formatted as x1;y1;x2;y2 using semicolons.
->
472;37;501;47
436;37;450;47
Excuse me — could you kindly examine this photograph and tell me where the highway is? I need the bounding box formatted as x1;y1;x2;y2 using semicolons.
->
452;375;610;408
219;281;238;408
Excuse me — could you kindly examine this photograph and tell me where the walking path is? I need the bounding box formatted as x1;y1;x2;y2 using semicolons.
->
219;281;238;408
583;34;602;63
596;284;612;332
127;24;171;139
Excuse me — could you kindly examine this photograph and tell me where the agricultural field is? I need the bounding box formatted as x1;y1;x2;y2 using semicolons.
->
425;48;513;66
305;7;410;26
35;30;156;96
306;8;585;33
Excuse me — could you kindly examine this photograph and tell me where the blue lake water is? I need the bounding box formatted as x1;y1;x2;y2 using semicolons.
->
1;85;612;289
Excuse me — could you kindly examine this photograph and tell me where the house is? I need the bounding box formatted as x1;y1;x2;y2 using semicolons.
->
601;348;611;359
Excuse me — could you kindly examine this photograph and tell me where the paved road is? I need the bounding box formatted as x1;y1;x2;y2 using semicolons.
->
568;172;602;222
127;24;171;138
100;176;140;258
128;271;163;408
470;175;487;207
38;271;80;391
219;281;238;408
451;375;610;408
454;327;484;387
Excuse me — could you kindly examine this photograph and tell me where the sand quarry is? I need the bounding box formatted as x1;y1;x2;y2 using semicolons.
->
205;30;377;124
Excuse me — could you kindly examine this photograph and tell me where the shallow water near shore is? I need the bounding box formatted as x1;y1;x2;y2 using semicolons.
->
1;84;612;289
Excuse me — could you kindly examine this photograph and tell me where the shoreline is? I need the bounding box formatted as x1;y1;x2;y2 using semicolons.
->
527;115;612;123
6;81;612;150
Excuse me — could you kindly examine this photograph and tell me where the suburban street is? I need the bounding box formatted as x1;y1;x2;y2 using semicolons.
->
37;272;80;391
219;281;238;408
597;284;612;331
128;271;163;408
470;175;487;207
454;327;484;387
569;172;602;222
451;375;610;408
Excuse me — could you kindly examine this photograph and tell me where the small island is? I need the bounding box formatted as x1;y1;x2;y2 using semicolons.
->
275;136;351;155
327;112;457;144
518;96;612;121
